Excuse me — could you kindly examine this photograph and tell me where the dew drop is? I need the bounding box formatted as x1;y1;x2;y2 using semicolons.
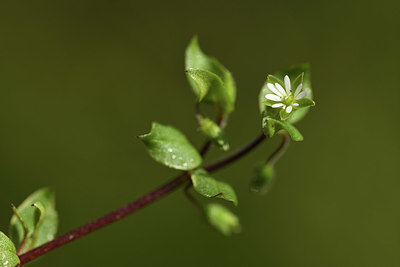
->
172;154;176;159
168;148;173;152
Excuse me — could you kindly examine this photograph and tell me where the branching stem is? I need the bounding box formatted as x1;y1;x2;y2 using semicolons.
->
18;131;266;266
205;132;266;172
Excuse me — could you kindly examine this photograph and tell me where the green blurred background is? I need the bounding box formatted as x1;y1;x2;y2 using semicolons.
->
1;0;399;266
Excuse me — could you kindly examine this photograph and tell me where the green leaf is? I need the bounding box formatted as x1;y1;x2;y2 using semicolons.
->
295;98;315;108
9;187;58;254
258;63;313;123
185;69;224;102
0;231;20;267
198;117;229;151
138;122;202;170
191;169;238;205
251;163;275;194
185;36;236;115
263;117;304;141
204;204;241;236
217;69;236;115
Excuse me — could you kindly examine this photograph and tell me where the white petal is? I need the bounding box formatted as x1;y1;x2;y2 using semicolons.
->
286;106;293;113
294;84;303;97
293;103;299;107
267;83;283;97
271;103;284;108
284;75;291;94
275;83;287;96
265;94;281;101
296;90;308;100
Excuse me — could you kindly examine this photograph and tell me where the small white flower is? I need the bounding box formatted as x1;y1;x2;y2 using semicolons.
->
265;75;307;114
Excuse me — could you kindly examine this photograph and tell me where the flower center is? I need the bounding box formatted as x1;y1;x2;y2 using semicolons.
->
282;95;294;106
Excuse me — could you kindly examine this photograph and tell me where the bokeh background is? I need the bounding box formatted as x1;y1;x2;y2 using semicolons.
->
1;0;399;266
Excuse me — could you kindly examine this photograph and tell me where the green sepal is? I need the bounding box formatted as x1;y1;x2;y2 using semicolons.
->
9;187;58;254
185;69;224;102
263;116;276;137
185;36;236;115
138;122;202;170
263;99;278;107
279;109;291;121
191;169;238;206
251;163;276;194
295;98;315;108
267;74;284;86
204;203;241;236
0;231;20;267
291;72;304;92
263;117;304;141
198;117;229;151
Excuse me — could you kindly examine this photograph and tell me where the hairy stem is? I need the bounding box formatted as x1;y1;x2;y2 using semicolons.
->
19;132;266;265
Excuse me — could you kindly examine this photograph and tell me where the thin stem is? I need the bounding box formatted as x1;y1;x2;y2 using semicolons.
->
195;102;224;157
19;174;188;265
205;132;266;172
199;142;212;157
195;102;202;121
267;132;290;166
183;181;202;210
187;104;224;208
19;131;266;266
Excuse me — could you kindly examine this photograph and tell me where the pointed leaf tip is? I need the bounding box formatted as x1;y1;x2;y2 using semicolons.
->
185;37;236;115
191;169;238;206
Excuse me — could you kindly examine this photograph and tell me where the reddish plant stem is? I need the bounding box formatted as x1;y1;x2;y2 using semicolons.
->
19;131;266;265
183;182;202;210
18;175;188;265
205;132;266;172
267;132;289;165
